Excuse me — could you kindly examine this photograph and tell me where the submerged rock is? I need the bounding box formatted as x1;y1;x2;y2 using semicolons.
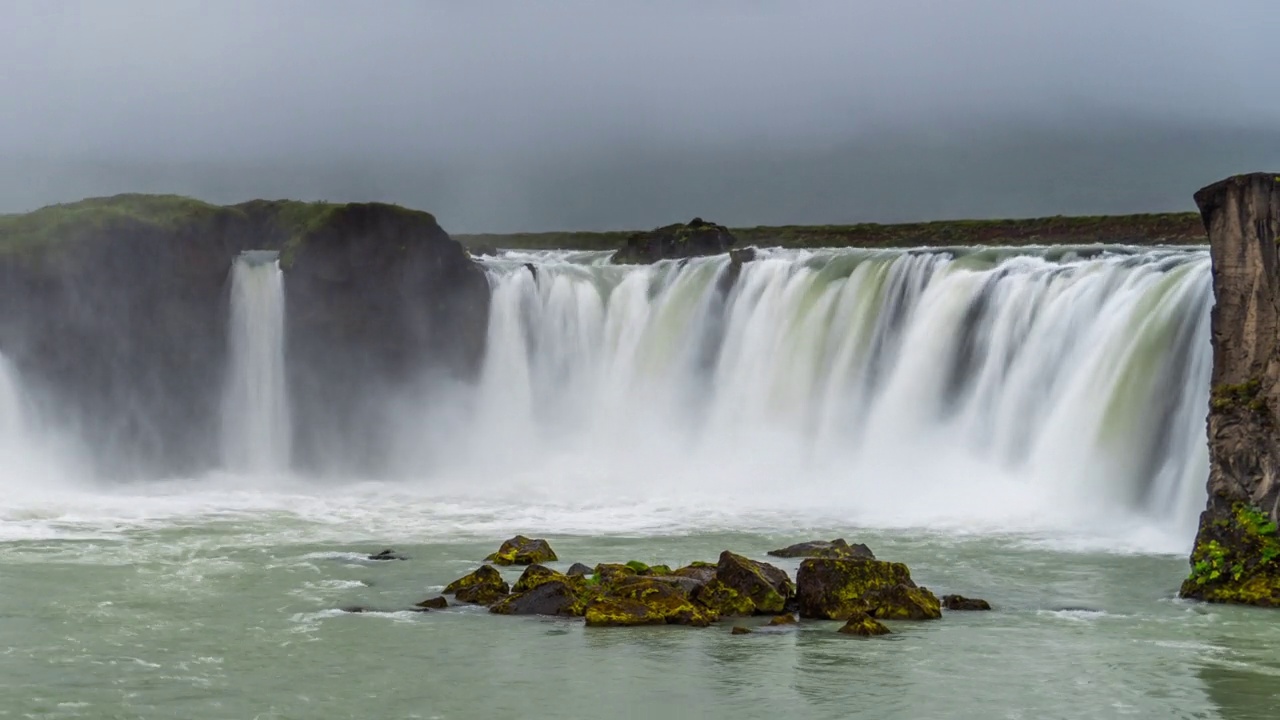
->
368;549;408;561
731;626;753;635
416;596;449;610
444;565;510;604
768;614;798;626
612;218;737;264
486;536;558;566
942;594;992;611
767;539;874;560
795;558;916;620
838;612;891;637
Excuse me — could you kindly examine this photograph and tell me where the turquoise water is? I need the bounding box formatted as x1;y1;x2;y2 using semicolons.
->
2;507;1277;720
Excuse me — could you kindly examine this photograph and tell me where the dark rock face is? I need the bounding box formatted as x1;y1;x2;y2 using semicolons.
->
863;584;941;620
1182;173;1280;605
416;596;449;610
0;195;490;479
566;563;593;577
612;218;737;264
584;577;715;627
942;594;991;611
486;536;558;566
283;203;489;475
767;539;875;560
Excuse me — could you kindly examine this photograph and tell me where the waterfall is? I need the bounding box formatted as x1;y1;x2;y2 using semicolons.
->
471;246;1212;537
221;251;291;474
0;353;26;472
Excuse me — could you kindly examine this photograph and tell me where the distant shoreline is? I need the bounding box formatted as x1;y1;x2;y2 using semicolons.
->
457;212;1205;251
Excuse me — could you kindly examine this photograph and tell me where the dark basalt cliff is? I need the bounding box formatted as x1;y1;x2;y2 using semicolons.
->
611;217;737;264
0;195;489;478
1182;173;1280;605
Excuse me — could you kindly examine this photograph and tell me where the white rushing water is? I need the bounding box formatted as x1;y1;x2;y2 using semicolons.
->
220;251;291;474
469;246;1212;546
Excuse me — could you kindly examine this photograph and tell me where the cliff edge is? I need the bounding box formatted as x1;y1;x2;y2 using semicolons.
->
1181;173;1280;605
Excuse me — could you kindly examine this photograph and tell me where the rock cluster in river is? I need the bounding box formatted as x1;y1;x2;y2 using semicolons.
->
420;536;990;636
611;217;737;264
1182;173;1280;606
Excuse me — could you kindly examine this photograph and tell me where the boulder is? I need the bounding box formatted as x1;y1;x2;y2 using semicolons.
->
838;612;891;637
593;563;639;587
942;594;992;611
701;551;793;616
585;577;716;627
486;536;558;566
489;580;588;617
444;565;510;605
795;558;916;620
512;564;575;594
768;614;798;626
567;563;593;577
731;626;753;635
672;562;717;584
416;596;449;610
767;539;874;560
645;576;705;596
863;584;942;620
612;218;737;264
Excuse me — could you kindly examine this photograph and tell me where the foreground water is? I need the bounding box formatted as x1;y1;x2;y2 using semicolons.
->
0;484;1278;720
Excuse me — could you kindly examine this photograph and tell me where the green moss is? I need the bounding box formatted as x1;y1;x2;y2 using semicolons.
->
1210;379;1269;417
647;564;673;576
796;558;916;620
838;612;891;637
625;560;651;574
443;565;509;604
693;578;757;616
585;578;716;627
0;194;232;255
1183;503;1280;605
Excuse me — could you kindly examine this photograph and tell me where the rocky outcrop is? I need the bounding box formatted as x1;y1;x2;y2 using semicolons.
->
611;218;736;264
1182;173;1280;606
694;551;794;616
486;536;558;566
0;194;490;479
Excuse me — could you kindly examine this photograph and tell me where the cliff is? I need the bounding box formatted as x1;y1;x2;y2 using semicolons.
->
0;195;490;478
1181;173;1280;605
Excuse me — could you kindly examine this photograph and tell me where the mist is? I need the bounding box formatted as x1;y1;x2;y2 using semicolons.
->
2;0;1279;231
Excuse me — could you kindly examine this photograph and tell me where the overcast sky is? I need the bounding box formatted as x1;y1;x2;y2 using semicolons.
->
2;0;1279;232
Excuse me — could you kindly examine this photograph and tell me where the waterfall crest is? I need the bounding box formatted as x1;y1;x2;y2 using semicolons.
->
221;251;291;474
472;246;1212;536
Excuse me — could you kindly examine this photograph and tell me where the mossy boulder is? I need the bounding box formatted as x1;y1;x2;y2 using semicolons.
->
863;584;942;620
511;564;574;594
767;539;874;560
1180;502;1280;606
838;612;891;637
585;578;716;627
694;579;759;616
443;565;510;605
709;551;793;615
625;561;651;574
490;580;590;617
486;536;558;566
942;594;992;611
672;562;717;584
611;217;737;264
592;563;639;587
795;558;917;620
768;614;798;626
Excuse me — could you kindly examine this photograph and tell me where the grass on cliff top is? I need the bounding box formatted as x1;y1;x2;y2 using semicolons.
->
0;194;435;260
457;212;1206;251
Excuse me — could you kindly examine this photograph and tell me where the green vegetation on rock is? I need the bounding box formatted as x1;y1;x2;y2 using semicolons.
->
443;565;510;605
485;536;558;566
1181;502;1280;606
